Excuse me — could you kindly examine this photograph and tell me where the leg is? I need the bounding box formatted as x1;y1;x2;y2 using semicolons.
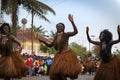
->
50;74;60;80
61;75;67;80
4;77;10;80
50;74;67;80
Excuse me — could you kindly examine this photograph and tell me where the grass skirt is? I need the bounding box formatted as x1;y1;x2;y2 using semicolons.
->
94;55;120;80
0;51;28;78
50;49;81;79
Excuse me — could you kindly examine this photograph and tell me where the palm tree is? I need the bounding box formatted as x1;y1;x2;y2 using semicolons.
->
1;0;56;35
33;25;48;36
48;30;56;40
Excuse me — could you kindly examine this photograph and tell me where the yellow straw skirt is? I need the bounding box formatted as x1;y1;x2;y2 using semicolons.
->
0;51;28;78
50;49;81;79
94;55;120;80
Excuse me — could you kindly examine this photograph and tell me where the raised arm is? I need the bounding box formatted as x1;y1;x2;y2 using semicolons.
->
39;36;53;47
111;25;120;45
67;14;78;36
86;27;100;45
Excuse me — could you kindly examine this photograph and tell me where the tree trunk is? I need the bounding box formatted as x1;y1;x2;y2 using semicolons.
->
11;0;18;36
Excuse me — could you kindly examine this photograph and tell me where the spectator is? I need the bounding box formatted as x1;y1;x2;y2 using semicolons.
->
45;57;52;75
26;55;33;76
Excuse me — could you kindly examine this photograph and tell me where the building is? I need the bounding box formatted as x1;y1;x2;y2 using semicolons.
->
17;28;40;55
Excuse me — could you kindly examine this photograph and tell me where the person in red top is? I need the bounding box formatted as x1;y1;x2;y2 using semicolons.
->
26;55;33;76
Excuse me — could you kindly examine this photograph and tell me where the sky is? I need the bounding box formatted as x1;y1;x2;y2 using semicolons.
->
3;0;120;52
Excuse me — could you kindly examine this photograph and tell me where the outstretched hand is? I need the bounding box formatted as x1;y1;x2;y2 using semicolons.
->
68;14;74;22
34;32;40;39
86;26;89;33
34;32;43;42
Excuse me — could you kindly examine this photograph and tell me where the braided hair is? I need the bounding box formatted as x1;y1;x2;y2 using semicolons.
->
100;29;112;43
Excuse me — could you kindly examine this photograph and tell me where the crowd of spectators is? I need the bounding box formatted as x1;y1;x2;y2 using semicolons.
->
22;53;101;76
22;53;53;76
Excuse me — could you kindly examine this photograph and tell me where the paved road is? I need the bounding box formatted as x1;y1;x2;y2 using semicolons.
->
0;75;94;80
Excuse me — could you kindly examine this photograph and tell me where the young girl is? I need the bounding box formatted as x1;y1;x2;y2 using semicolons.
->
35;14;81;80
86;26;120;80
0;23;28;80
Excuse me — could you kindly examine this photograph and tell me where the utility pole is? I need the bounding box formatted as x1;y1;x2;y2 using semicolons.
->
89;35;95;52
91;35;95;40
31;8;34;55
90;35;96;52
21;18;27;48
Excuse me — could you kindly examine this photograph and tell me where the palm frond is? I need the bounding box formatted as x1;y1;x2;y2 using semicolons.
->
22;0;55;15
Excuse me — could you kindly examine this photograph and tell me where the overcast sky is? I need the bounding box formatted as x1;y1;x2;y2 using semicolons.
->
4;0;120;52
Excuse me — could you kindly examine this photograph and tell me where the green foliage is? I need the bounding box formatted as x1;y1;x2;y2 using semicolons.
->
39;43;56;54
69;42;88;58
91;45;99;57
11;25;21;35
39;43;48;53
47;47;56;54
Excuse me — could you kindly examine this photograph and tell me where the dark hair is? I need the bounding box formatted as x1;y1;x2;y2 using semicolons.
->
100;29;112;43
0;23;11;33
56;22;65;29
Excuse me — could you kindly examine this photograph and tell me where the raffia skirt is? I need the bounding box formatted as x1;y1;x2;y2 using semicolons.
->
94;55;120;80
0;51;28;78
50;49;81;79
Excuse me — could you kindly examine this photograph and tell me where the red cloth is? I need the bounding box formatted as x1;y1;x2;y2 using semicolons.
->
26;58;33;67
